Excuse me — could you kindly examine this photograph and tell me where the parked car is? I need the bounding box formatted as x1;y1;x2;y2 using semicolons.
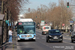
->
71;32;75;43
42;25;51;35
46;29;63;43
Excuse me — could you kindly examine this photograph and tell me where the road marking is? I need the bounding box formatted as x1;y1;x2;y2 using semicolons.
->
66;35;69;36
17;42;21;50
63;37;71;40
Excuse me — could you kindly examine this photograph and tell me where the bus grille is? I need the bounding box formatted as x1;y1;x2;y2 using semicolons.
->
21;35;32;37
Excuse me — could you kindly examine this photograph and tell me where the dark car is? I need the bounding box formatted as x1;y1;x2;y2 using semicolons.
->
46;29;63;43
71;32;75;43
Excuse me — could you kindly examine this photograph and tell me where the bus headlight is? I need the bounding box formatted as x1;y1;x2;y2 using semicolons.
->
33;35;36;39
17;36;20;40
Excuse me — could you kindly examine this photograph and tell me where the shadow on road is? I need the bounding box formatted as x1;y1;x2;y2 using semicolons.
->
17;40;36;42
21;48;34;50
47;41;63;43
70;41;75;44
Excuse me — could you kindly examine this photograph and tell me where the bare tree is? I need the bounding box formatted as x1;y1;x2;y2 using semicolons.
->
2;0;29;21
25;1;73;29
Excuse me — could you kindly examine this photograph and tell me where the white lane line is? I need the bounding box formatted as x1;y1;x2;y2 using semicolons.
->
63;37;71;40
17;42;21;50
66;35;69;36
64;37;71;40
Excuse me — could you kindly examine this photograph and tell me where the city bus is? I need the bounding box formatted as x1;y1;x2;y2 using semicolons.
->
16;19;36;41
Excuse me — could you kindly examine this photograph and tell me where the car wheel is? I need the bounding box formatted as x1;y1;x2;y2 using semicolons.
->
33;39;36;41
71;40;73;43
17;40;20;42
42;32;43;35
59;41;63;43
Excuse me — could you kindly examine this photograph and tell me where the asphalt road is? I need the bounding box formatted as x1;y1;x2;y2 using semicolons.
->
17;29;75;50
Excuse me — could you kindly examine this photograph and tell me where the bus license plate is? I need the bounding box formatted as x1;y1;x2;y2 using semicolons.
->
25;38;29;40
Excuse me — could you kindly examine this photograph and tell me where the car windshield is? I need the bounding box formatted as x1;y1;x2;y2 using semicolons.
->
43;26;50;29
45;27;49;29
17;25;35;34
49;30;60;34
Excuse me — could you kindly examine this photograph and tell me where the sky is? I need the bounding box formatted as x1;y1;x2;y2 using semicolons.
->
20;0;59;14
26;0;59;9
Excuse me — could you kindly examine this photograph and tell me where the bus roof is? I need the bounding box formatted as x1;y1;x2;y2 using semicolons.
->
18;18;33;22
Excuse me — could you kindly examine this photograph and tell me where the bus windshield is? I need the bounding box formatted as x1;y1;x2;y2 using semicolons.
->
17;25;35;34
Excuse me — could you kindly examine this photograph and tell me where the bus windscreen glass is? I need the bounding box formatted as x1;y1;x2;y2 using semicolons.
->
18;22;34;25
17;26;35;34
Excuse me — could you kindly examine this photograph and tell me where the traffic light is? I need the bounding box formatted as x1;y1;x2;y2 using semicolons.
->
67;2;69;8
36;16;37;18
28;8;30;12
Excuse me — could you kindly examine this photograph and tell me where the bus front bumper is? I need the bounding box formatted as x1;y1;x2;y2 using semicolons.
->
17;37;36;40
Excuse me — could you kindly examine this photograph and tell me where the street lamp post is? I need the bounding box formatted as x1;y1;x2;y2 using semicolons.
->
0;14;4;50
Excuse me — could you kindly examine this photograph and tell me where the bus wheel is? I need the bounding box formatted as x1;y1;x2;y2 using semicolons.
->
33;39;36;41
17;40;19;42
42;32;44;35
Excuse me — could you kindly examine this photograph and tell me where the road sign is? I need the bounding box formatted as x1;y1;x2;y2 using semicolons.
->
70;21;73;23
70;21;74;25
36;16;37;18
50;23;52;26
41;20;44;22
67;2;69;8
62;24;65;26
41;20;45;23
40;20;45;26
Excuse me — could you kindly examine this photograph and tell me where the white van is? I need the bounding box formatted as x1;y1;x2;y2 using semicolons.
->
42;26;51;35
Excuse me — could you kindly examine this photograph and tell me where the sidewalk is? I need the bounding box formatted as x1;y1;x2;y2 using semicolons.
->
5;30;17;50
